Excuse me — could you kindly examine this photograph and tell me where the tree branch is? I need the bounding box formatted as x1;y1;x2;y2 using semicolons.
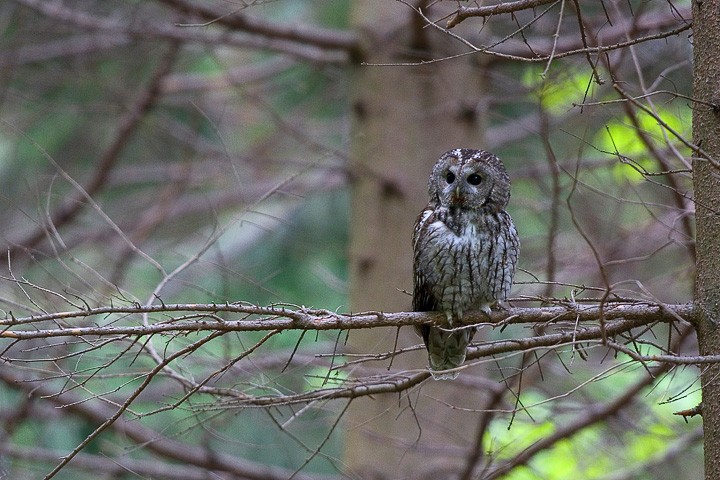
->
447;0;560;28
400;5;691;66
482;323;696;478
0;301;695;339
156;0;360;53
0;443;226;480
11;0;349;64
0;367;339;480
11;43;179;256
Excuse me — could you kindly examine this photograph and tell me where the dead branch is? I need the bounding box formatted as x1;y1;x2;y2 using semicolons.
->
156;0;360;53
11;0;349;64
481;323;696;479
0;366;340;480
0;443;227;480
0;301;695;339
11;44;179;257
447;0;560;28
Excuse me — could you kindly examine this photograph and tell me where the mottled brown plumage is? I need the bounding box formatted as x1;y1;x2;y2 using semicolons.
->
413;148;519;379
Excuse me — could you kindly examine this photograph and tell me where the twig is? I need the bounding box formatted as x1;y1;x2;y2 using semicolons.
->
447;0;559;28
10;43;179;256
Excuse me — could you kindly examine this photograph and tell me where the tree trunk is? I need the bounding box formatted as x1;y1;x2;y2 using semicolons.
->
346;2;492;477
692;2;720;478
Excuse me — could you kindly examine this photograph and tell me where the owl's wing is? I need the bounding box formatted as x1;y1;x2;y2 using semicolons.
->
413;270;438;334
413;271;439;346
412;206;441;342
492;211;520;302
412;272;438;312
412;206;439;311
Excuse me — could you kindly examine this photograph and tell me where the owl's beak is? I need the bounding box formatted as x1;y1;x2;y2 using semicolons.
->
451;185;464;206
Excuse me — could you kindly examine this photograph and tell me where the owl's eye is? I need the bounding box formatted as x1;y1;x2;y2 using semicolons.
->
445;171;456;184
467;173;482;185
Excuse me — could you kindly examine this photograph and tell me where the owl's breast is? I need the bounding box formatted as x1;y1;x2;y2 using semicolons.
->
416;217;497;321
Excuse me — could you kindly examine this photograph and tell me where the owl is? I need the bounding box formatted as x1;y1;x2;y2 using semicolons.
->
413;148;519;380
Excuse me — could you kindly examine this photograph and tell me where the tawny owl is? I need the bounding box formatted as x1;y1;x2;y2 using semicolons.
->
413;148;519;380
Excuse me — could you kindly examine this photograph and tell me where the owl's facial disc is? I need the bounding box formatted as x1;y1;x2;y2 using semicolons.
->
442;164;488;209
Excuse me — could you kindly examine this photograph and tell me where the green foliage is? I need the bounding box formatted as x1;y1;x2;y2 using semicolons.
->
315;0;352;28
486;418;556;460
594;106;691;184
480;352;701;479
522;66;596;115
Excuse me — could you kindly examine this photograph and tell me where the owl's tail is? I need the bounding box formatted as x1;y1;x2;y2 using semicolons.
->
420;325;475;380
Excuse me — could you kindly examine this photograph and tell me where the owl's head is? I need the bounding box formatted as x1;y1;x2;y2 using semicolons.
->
428;148;511;211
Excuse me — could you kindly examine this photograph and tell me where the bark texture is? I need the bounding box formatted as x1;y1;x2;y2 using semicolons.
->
692;2;720;478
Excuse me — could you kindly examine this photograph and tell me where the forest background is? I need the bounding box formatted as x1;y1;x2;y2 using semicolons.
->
0;1;713;479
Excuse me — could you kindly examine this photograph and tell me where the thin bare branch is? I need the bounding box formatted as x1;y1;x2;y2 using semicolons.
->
9;43;179;257
156;0;360;53
0;366;339;480
11;0;350;64
447;0;559;28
